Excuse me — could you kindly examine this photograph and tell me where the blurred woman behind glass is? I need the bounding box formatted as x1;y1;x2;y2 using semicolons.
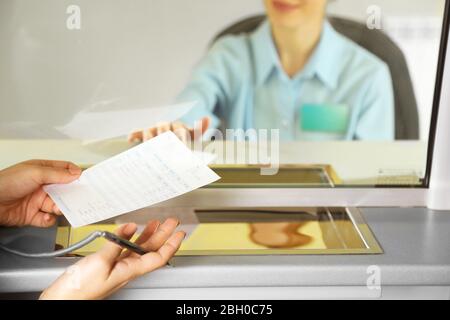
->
130;0;394;142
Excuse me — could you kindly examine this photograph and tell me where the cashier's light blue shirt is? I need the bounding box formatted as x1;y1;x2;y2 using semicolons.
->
177;19;395;141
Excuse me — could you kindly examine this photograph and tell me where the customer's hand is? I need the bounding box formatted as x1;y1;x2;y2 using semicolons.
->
0;160;81;228
40;219;185;300
128;117;210;143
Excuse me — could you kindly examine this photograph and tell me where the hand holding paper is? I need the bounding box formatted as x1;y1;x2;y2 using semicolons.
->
44;132;220;227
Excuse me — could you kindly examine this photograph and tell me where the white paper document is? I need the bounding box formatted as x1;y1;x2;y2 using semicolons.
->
56;101;195;141
44;132;220;227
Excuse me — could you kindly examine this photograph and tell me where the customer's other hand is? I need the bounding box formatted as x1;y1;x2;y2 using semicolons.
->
40;219;185;300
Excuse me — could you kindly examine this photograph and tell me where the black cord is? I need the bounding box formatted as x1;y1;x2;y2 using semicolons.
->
0;231;134;258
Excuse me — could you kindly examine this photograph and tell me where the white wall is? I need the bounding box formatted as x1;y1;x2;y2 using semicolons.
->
0;0;264;134
0;0;445;139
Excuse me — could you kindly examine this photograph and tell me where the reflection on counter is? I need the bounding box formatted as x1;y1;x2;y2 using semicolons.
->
56;207;382;256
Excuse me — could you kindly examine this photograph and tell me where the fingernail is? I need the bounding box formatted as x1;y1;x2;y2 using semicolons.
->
167;218;179;227
69;166;82;175
44;214;52;222
126;223;137;233
153;220;161;230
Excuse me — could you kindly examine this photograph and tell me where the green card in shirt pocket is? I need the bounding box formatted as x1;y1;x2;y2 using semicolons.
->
299;104;350;134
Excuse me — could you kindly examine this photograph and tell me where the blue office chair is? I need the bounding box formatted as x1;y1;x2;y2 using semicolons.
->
213;15;420;140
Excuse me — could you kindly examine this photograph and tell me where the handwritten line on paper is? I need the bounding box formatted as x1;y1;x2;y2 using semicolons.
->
44;131;220;227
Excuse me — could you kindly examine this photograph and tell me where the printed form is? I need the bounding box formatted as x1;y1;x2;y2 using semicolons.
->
44;132;220;227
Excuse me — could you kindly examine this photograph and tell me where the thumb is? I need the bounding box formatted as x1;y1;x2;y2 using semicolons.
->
34;166;81;185
97;223;137;263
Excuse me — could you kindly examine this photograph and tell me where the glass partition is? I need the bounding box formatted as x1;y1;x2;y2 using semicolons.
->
0;0;448;188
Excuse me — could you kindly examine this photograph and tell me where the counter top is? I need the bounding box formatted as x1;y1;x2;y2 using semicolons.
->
1;207;449;294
